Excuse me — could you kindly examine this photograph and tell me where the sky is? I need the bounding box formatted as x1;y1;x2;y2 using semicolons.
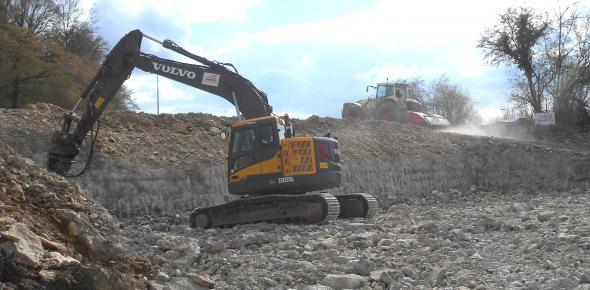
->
81;0;587;122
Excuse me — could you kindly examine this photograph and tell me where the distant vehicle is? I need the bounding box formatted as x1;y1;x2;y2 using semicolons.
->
342;81;451;127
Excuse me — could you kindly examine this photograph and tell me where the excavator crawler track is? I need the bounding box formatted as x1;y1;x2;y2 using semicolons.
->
334;193;378;218
190;192;340;228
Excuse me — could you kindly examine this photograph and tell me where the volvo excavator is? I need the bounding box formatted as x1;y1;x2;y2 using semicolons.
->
47;30;376;228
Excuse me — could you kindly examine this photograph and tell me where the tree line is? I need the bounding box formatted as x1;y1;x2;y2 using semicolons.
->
402;77;478;126
0;0;135;110
479;3;590;127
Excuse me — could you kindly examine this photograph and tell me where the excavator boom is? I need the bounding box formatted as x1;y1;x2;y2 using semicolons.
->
48;29;272;175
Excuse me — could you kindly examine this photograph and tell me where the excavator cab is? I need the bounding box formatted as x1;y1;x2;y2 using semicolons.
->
226;115;342;196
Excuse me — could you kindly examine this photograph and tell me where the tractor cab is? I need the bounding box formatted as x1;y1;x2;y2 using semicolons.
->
375;82;424;112
375;82;410;101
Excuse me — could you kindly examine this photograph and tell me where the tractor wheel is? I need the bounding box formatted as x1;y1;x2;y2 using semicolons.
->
377;101;403;122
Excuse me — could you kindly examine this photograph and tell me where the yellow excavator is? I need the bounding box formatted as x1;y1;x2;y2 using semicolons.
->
47;30;376;228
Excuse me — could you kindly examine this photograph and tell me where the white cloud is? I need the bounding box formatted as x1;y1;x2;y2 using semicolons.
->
125;73;195;105
354;63;441;83
79;0;95;19
297;55;317;68
214;0;518;54
130;91;154;104
125;74;155;104
86;0;261;56
158;106;176;114
88;0;261;24
445;45;491;78
157;79;195;101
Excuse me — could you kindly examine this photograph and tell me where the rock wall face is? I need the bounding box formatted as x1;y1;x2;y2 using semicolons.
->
74;158;230;217
339;147;589;208
67;144;589;217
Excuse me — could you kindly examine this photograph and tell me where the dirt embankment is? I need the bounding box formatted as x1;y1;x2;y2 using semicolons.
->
2;103;588;167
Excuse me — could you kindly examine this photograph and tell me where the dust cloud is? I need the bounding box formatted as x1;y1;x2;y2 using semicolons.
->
438;123;538;143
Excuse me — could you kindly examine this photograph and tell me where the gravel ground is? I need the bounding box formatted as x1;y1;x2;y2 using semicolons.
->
123;189;590;290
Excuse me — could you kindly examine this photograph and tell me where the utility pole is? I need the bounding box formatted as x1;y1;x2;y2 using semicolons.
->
156;74;160;115
501;103;510;121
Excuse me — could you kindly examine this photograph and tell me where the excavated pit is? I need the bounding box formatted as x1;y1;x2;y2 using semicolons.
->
75;144;588;217
3;105;589;289
1;105;588;217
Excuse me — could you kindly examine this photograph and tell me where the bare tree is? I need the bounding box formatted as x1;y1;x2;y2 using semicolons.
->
429;76;476;125
0;0;10;24
6;0;56;36
544;4;590;125
51;0;80;48
479;6;551;113
407;77;427;105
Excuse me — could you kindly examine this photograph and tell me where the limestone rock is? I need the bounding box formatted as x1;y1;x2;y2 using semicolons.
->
44;251;80;266
156;236;199;253
0;222;44;266
189;274;215;289
428;266;447;287
351;258;375;276
40;237;67;253
323;274;366;289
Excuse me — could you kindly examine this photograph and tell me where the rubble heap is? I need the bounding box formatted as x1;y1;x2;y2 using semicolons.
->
0;140;153;290
124;189;590;289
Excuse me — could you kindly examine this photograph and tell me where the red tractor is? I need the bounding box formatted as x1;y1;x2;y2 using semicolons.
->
342;81;450;127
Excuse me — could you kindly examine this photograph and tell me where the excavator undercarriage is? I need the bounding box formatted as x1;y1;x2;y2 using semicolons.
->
191;192;377;228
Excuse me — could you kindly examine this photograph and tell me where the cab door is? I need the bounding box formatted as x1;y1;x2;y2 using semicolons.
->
227;121;281;182
256;123;280;167
228;125;257;181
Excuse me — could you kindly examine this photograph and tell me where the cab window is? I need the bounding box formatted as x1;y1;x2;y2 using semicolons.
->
277;123;286;141
231;128;256;153
395;86;407;99
376;85;387;98
260;124;275;146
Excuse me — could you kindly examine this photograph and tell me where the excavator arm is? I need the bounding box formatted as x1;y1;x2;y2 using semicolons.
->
47;29;272;176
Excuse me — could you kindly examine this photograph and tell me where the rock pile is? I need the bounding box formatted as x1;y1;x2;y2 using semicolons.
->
0;140;153;289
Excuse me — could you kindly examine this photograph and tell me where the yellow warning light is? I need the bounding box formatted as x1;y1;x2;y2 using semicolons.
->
94;96;105;109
